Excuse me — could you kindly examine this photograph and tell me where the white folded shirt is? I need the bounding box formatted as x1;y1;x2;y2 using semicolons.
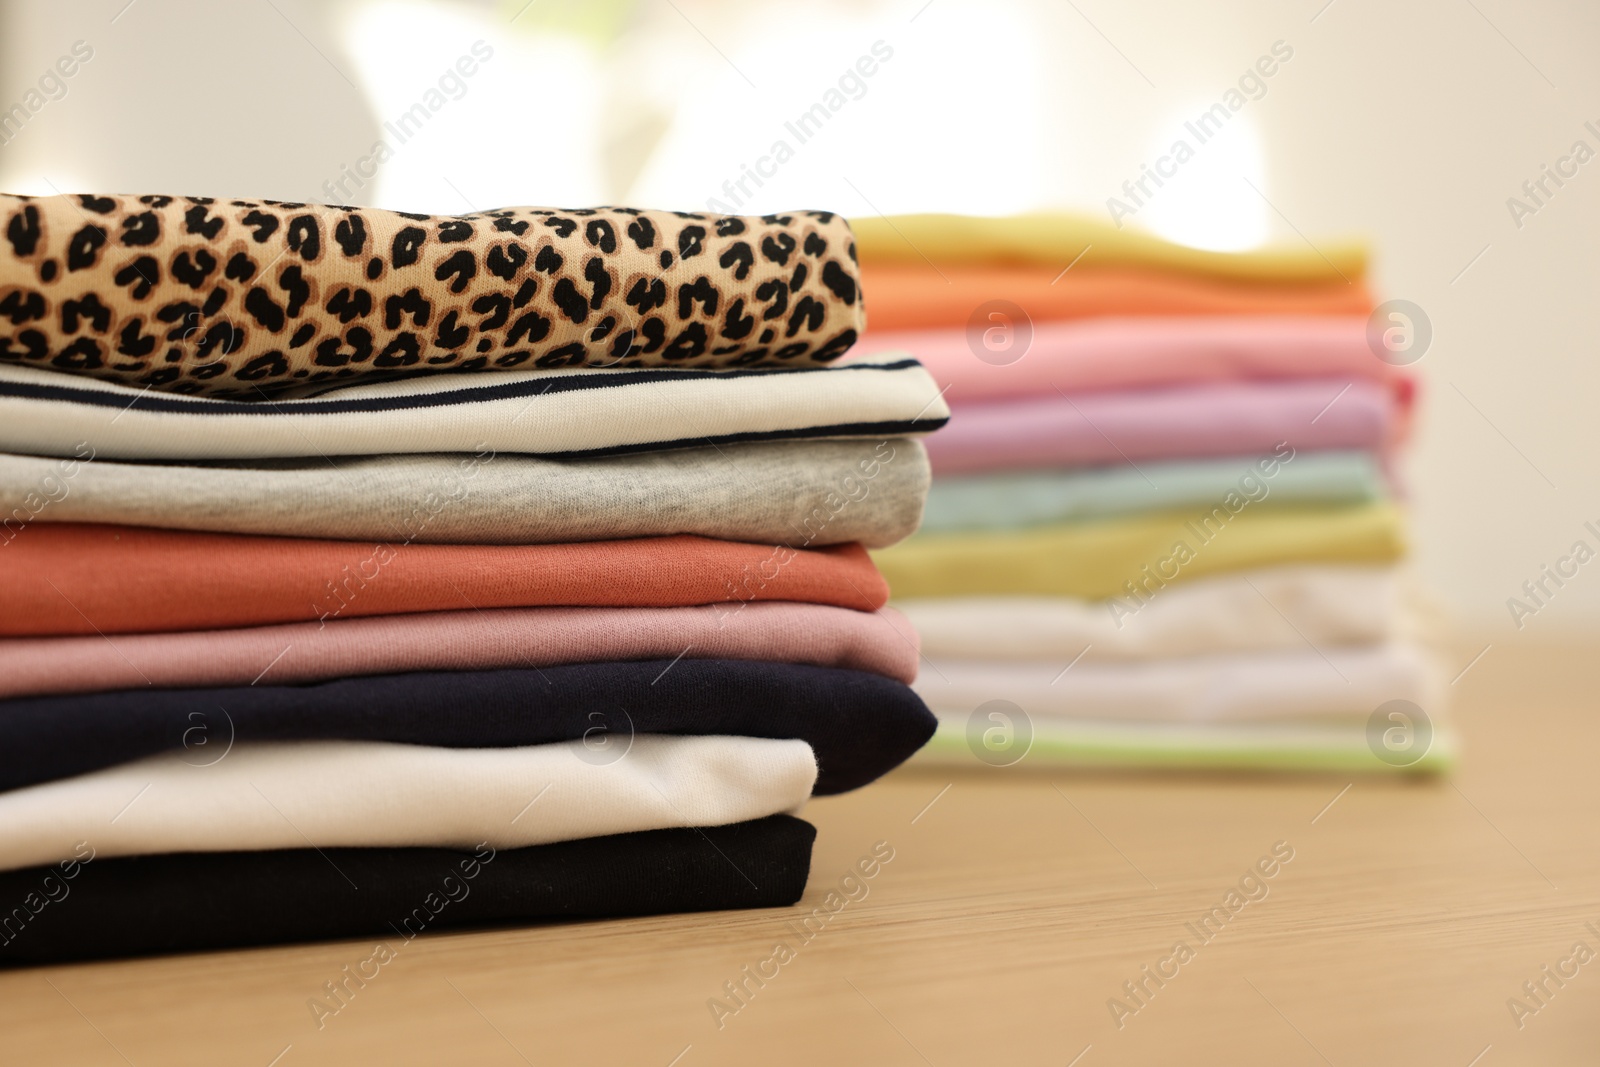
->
0;352;947;461
915;643;1439;723
0;735;816;874
898;565;1400;664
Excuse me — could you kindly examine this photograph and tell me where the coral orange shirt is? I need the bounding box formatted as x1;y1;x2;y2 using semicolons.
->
1;524;889;636
860;264;1372;332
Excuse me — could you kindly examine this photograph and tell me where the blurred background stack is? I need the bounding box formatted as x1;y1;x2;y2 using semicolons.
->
856;213;1454;773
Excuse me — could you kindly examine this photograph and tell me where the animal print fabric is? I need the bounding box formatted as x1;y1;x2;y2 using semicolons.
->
0;193;865;399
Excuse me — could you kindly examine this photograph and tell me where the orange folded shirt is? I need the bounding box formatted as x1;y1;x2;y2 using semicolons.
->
860;264;1373;332
2;524;889;637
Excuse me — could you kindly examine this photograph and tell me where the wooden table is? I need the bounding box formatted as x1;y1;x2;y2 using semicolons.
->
2;639;1595;1066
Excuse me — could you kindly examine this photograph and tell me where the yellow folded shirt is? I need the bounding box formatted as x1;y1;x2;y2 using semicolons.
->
873;503;1403;601
850;213;1367;285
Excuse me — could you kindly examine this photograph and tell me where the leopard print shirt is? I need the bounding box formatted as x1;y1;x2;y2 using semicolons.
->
0;193;864;399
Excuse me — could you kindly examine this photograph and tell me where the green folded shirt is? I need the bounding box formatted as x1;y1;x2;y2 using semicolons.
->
913;718;1456;775
874;503;1404;601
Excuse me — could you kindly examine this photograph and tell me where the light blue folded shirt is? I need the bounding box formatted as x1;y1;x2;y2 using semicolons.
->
920;450;1386;533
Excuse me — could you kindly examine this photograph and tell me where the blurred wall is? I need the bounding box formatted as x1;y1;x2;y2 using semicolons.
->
0;0;378;200
3;0;1597;641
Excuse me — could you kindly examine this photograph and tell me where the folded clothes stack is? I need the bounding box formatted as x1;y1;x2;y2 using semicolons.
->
853;212;1452;774
0;192;949;965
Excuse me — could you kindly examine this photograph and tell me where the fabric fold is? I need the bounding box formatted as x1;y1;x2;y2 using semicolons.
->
0;660;936;795
851;213;1367;282
873;503;1404;600
914;644;1438;723
0;524;890;636
856;264;1371;333
0;353;948;462
0;193;865;398
855;316;1406;405
920;450;1384;532
0;815;817;967
913;718;1455;774
0;438;929;547
0;603;922;700
922;379;1393;476
0;735;818;874
899;565;1400;662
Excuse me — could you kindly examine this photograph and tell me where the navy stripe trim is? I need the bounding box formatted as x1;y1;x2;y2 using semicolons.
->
0;359;927;417
516;418;950;459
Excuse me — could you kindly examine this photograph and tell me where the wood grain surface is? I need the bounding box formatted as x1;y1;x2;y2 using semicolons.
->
1;638;1595;1066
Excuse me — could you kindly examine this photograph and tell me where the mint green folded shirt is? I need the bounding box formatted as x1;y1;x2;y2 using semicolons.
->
913;717;1455;775
919;450;1385;533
